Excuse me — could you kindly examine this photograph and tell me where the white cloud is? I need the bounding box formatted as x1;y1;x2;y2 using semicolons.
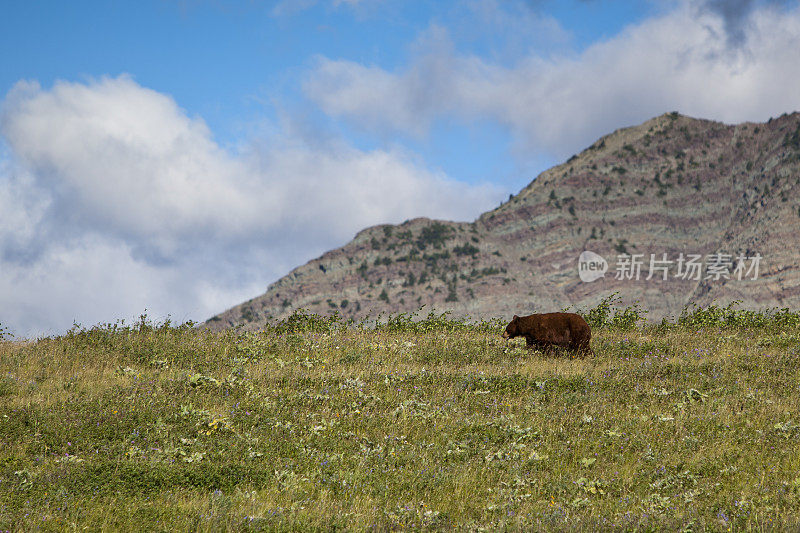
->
305;2;800;158
2;77;269;257
0;76;502;337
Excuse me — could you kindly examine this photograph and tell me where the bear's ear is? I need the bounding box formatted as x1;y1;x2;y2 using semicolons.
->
513;315;519;320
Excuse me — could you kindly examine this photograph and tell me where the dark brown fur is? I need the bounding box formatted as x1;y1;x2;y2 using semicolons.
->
502;312;592;356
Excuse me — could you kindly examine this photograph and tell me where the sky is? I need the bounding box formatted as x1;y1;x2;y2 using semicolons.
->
1;0;799;337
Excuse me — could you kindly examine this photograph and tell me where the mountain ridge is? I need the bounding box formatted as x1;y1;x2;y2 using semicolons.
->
206;111;800;331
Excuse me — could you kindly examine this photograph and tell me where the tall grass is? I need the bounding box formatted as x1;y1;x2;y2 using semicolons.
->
2;301;800;530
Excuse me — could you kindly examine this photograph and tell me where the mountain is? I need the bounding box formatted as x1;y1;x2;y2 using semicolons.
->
205;112;800;330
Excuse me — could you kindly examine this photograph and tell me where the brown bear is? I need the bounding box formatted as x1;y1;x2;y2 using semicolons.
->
502;312;592;356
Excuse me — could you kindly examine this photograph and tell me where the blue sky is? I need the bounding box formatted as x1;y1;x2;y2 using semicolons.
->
0;0;660;186
1;0;799;336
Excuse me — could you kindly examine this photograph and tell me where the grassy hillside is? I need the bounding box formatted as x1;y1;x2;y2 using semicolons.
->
3;302;800;531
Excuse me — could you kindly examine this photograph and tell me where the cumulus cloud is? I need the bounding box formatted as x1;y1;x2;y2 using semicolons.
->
0;76;501;336
2;77;266;260
697;0;794;48
700;0;760;47
305;1;800;159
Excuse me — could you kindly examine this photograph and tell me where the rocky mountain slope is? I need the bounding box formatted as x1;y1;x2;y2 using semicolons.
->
206;112;800;330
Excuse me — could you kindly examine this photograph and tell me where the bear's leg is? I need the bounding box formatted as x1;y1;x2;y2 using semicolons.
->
539;341;549;353
524;337;550;354
572;340;593;357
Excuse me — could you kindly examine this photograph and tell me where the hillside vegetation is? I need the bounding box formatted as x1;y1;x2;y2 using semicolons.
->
3;301;800;530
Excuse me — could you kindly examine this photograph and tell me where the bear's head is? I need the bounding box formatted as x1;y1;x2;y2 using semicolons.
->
502;315;521;340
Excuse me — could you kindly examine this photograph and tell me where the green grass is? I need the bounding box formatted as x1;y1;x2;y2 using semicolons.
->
2;305;800;531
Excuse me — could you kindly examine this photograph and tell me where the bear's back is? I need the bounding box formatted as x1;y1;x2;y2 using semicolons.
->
519;312;591;346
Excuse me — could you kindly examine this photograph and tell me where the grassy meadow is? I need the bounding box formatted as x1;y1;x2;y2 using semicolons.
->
2;300;800;531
